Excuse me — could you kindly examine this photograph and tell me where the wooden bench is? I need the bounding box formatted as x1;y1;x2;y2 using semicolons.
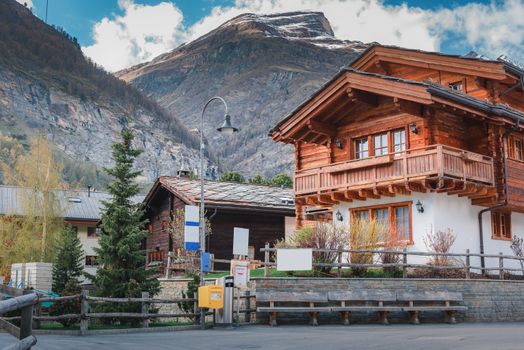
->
328;290;401;325
396;291;467;324
256;291;330;326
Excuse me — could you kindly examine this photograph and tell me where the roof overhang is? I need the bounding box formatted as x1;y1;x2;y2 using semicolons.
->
271;68;524;144
350;44;516;82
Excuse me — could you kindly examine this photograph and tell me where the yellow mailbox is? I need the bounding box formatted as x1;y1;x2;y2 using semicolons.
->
198;285;224;309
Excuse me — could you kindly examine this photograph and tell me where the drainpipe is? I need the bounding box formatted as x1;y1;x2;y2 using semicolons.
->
477;129;511;274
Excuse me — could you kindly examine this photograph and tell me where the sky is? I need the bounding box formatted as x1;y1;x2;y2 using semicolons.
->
20;0;524;72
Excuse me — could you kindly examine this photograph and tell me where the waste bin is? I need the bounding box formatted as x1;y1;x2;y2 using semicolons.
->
214;275;234;326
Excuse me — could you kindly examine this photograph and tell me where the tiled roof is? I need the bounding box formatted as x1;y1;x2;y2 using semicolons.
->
156;177;295;212
0;185;144;221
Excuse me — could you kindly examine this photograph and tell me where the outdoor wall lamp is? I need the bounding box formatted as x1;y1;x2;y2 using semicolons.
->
410;122;418;134
415;200;424;213
335;138;343;149
335;210;344;222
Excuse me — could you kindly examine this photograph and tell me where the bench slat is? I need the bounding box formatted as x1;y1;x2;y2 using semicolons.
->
396;291;463;302
256;291;328;303
328;290;396;302
257;307;332;313
403;306;468;311
332;306;403;312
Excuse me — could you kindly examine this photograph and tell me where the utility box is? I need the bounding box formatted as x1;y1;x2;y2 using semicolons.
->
198;285;224;309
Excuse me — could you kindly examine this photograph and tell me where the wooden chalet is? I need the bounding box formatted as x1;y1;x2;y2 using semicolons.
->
143;176;296;270
271;45;524;267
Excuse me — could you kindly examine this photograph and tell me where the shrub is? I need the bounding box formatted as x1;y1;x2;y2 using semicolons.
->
349;218;389;277
423;228;456;267
177;272;200;323
510;235;524;274
380;229;407;276
49;280;81;328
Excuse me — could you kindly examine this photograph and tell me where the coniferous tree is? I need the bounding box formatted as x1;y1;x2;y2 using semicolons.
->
90;129;159;303
52;224;84;293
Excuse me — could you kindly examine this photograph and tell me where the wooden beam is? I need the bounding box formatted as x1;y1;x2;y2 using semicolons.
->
389;184;410;195
331;192;347;202
346;88;379;107
359;189;380;199
318;194;337;205
405;181;427;193
374;187;394;197
345;191;365;201
307;120;336;138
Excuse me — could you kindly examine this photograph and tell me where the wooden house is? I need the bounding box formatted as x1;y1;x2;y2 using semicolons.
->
143;177;296;269
270;45;524;269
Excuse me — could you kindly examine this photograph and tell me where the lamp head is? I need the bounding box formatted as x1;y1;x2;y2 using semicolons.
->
217;114;239;135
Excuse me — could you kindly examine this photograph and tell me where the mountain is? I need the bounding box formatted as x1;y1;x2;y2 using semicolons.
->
0;0;215;186
117;12;369;178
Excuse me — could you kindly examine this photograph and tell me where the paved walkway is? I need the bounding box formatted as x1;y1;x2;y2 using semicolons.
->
1;323;523;350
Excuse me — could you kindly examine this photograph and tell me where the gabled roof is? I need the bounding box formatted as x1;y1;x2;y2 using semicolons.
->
145;177;295;213
271;67;524;143
349;44;523;81
0;185;144;221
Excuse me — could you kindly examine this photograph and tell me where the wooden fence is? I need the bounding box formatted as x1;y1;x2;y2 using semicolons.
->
0;285;37;350
260;243;524;279
1;288;257;336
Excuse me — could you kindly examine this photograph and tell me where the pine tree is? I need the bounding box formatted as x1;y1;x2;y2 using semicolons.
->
90;129;159;301
52;224;84;293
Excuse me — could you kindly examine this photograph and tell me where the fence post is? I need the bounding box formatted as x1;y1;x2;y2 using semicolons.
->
337;249;343;278
463;249;470;279
499;252;504;280
193;292;199;325
264;242;270;278
20;289;33;346
80;290;89;336
402;247;408;278
141;292;150;328
245;291;251;324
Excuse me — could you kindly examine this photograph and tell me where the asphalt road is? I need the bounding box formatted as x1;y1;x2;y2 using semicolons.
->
1;323;524;350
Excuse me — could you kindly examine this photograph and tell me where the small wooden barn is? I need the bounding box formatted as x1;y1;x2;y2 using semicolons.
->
143;176;296;270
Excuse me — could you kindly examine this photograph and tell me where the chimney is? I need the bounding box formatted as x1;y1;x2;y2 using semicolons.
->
87;185;92;197
177;170;190;178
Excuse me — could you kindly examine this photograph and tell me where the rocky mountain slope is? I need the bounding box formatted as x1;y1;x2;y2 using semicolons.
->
117;12;369;178
0;0;215;185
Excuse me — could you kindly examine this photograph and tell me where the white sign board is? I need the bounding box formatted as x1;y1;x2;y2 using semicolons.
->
276;248;313;271
233;227;249;256
184;205;200;251
231;260;250;287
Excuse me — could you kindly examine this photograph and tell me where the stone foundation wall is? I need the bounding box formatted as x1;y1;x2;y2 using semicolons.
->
252;278;524;324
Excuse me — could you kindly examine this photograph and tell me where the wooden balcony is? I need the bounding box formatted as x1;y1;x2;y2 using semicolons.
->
295;145;496;203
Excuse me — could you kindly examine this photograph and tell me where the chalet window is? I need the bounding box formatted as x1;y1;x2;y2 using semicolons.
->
509;136;524;161
350;202;412;242
85;256;98;266
449;81;463;92
87;226;96;238
393;129;406;153
492;212;511;240
355;137;369;159
374;133;388;156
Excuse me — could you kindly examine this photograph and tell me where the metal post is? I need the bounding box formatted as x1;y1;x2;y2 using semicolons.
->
141;292;150;328
80;290;89;335
264;242;270;277
199;96;230;330
193;292;199;325
465;249;471;279
337;249;343;278
245;291;251;324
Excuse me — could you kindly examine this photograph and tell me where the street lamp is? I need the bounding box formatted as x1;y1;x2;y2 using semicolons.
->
199;96;238;328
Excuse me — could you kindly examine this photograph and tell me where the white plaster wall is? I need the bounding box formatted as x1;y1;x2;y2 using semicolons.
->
76;224;100;281
333;192;524;271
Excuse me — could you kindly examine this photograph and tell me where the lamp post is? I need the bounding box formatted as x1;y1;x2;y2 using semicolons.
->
199;96;238;329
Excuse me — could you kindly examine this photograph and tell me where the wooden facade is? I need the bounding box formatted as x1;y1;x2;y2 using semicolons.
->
143;177;295;269
271;45;524;226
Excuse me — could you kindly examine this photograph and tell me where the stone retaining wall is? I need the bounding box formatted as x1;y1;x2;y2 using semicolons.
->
252;278;524;324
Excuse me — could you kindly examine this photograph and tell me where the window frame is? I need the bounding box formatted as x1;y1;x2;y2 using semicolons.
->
87;226;97;238
349;201;413;244
491;211;512;240
508;135;524;162
448;80;464;92
85;255;98;267
352;127;408;160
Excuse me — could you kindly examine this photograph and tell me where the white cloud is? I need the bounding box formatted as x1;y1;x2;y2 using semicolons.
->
83;0;524;71
82;0;185;72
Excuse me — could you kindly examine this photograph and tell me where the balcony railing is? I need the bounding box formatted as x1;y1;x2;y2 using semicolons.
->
295;144;495;196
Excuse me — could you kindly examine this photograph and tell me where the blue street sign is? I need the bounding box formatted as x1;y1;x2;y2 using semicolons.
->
201;252;211;273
